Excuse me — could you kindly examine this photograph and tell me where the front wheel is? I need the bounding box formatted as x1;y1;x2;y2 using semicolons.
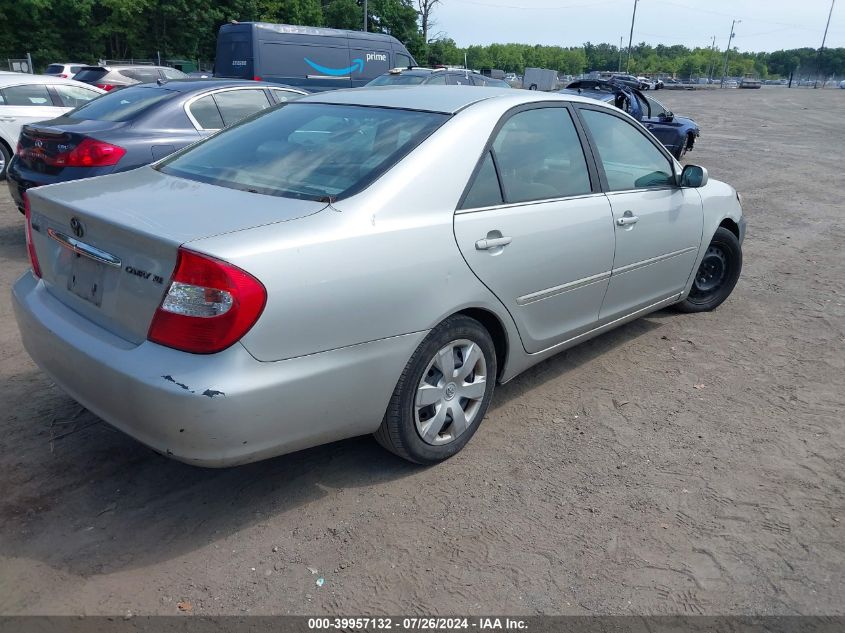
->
674;133;690;160
374;315;497;464
0;142;10;180
676;227;742;313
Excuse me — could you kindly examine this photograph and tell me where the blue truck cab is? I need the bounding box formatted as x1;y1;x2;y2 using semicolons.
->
214;22;417;91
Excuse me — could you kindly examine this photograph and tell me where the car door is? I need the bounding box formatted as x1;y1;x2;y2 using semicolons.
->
0;84;68;146
454;104;616;354
576;105;703;321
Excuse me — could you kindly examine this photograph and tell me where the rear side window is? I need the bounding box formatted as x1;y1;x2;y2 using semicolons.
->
269;88;302;104
52;84;102;107
67;85;171;121
119;68;160;83
213;89;271;126
462;152;503;209
1;84;52;106
159;103;448;200
73;68;108;83
368;74;426;86
189;94;224;129
492;107;592;203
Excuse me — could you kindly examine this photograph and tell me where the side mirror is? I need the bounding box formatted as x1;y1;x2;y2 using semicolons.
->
680;164;708;188
662;111;674;121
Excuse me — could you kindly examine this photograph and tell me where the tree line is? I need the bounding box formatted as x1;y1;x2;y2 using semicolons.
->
1;0;843;78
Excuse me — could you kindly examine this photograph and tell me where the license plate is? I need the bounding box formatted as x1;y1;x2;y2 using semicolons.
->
68;254;105;307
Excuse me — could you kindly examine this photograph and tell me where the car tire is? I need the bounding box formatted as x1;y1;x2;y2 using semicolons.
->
528;84;538;90
675;227;742;313
674;133;690;160
374;315;497;464
0;141;11;180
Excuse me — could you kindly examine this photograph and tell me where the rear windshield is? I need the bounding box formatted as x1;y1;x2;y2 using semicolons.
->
368;74;428;86
45;64;64;74
74;68;108;82
158;103;448;201
67;85;172;121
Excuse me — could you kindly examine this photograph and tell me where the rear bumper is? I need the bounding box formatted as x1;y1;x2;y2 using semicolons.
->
13;272;424;467
6;159;117;212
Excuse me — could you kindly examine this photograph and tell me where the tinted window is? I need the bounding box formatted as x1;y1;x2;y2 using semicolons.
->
161;67;188;80
45;64;64;74
580;108;675;190
1;84;52;106
189;94;224;129
492;107;592;203
67;85;171;121
462;152;502;209
269;88;302;104
73;68;108;82
368;74;426;86
213;89;271;126
119;68;160;83
52;84;102;107
159;103;447;200
395;53;412;68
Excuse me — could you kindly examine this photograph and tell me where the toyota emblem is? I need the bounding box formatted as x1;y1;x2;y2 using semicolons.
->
70;217;84;238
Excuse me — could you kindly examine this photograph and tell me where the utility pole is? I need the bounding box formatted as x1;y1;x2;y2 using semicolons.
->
618;36;623;72
707;35;717;82
720;19;740;88
626;0;639;74
814;0;836;88
363;0;368;32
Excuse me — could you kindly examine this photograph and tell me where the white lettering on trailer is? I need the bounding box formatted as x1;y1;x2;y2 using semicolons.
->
366;53;387;62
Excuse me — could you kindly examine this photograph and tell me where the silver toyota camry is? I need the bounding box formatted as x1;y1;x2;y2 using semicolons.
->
13;86;745;467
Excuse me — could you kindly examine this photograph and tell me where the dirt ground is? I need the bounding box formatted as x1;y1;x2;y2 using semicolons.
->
0;87;843;617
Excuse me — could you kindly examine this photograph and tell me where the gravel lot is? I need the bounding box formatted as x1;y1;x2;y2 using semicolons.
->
0;87;842;616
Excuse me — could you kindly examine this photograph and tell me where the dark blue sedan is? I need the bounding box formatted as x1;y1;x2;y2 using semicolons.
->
7;79;306;212
562;79;700;159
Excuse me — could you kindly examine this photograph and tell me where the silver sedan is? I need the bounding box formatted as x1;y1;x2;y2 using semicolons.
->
13;86;745;466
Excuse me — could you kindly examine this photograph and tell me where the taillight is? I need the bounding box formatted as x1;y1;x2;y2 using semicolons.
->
253;75;262;81
24;194;41;279
148;248;266;354
59;73;68;78
54;138;126;167
95;83;117;91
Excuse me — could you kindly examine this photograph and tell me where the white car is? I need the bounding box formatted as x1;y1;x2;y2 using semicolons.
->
840;80;845;89
0;74;104;178
43;63;87;78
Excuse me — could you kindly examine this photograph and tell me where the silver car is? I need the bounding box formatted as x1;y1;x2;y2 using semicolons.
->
13;86;745;467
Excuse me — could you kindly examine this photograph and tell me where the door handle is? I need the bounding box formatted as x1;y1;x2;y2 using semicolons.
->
616;214;639;226
0;116;15;122
475;236;512;250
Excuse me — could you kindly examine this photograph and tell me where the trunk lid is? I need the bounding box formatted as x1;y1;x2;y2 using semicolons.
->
17;119;128;176
27;167;327;345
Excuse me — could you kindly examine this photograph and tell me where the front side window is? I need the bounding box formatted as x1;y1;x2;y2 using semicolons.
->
646;96;668;118
213;89;271;126
395;53;412;68
491;107;592;203
53;84;102;108
580;108;675;191
1;84;52;106
158;103;448;200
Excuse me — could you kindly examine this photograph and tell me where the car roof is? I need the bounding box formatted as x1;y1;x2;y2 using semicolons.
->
0;74;103;89
126;78;305;93
299;85;602;114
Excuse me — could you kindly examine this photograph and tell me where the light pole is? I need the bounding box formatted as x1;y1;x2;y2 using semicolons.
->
720;19;740;88
814;0;836;88
626;0;639;74
707;35;717;82
363;0;368;32
618;36;623;72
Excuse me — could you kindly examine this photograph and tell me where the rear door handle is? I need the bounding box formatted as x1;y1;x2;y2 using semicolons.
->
475;236;512;250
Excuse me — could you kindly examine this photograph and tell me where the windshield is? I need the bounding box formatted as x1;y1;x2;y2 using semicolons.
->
367;74;428;86
45;64;64;74
67;85;172;121
158;103;448;201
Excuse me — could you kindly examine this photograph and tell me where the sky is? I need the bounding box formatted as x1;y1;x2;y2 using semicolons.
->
431;0;843;52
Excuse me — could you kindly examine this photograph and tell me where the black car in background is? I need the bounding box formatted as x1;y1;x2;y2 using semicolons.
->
367;67;511;87
7;79;305;212
72;65;189;91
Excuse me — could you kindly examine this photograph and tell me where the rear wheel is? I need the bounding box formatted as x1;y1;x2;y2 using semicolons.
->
374;315;496;464
676;227;742;313
0;141;10;180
